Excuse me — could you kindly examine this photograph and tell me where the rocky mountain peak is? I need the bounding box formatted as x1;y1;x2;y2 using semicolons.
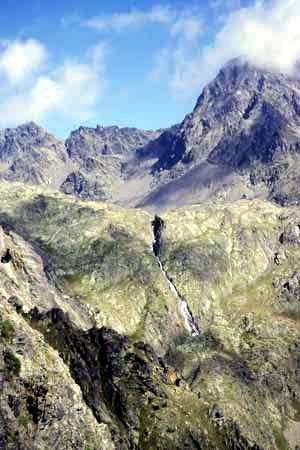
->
195;58;296;111
0;121;63;151
16;121;45;134
0;122;68;188
194;57;254;108
0;122;45;151
151;59;300;175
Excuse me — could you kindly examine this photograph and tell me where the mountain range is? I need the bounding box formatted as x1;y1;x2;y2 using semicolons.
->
1;58;300;210
1;58;300;450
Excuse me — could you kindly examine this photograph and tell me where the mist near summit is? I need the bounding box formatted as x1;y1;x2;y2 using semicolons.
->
171;0;300;95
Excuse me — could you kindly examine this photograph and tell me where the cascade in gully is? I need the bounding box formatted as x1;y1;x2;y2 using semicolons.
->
151;215;199;336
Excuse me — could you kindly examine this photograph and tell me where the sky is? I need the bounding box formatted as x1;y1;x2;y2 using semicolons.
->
0;0;299;137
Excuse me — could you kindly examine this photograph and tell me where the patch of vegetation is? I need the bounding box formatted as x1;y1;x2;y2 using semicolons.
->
18;414;30;429
241;329;257;349
165;240;228;282
4;350;21;377
273;427;289;450
0;319;15;343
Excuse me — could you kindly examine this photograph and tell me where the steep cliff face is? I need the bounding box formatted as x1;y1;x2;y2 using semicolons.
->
0;182;300;449
0;224;113;450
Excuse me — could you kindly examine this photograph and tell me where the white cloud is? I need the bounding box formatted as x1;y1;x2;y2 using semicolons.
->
150;11;204;87
84;5;175;32
171;14;204;42
151;48;171;82
154;0;300;97
203;0;300;75
0;39;47;84
0;41;108;127
84;4;204;42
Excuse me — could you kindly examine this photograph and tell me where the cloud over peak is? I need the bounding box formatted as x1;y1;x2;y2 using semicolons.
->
208;0;300;75
154;0;300;98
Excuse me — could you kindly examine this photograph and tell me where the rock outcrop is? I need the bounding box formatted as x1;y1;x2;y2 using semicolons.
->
0;223;112;449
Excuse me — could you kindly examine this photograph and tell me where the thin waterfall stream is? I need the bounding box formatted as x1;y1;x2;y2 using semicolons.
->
151;216;200;337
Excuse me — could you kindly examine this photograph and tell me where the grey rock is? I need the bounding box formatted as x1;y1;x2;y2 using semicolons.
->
60;171;109;201
0;122;69;189
279;223;300;245
0;228;6;259
66;125;161;161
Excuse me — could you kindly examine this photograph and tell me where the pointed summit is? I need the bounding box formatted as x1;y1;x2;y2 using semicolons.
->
152;58;300;174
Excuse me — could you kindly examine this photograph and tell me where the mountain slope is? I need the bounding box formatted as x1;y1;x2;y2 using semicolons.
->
1;182;300;448
61;125;162;201
0;222;113;449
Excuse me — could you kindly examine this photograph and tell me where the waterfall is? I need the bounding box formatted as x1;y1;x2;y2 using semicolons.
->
157;257;199;336
152;215;199;336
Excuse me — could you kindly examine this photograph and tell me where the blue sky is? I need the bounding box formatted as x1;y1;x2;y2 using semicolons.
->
0;0;298;137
